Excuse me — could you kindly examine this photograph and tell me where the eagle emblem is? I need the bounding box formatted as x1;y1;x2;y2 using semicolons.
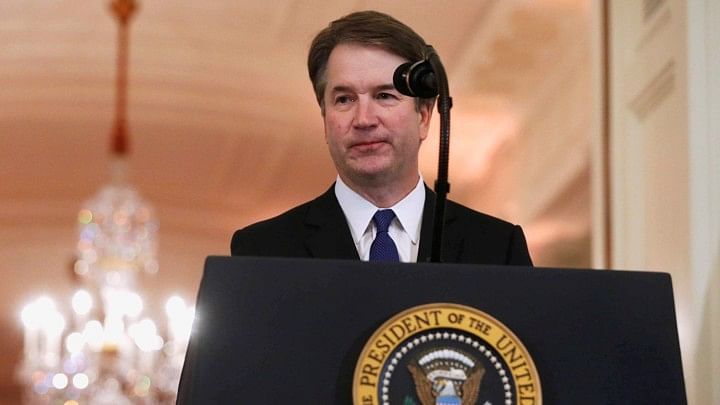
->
352;304;541;405
408;348;485;405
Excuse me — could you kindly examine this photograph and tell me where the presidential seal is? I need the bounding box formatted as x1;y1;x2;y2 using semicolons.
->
353;303;541;405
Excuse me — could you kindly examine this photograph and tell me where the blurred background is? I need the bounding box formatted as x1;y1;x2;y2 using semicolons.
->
0;0;717;403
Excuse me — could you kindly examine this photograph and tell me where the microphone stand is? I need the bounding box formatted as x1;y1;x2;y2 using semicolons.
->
426;46;452;263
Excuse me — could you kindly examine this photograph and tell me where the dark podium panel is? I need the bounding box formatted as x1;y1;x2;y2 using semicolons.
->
177;256;686;404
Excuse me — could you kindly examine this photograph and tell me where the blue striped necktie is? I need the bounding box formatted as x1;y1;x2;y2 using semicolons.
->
369;209;400;262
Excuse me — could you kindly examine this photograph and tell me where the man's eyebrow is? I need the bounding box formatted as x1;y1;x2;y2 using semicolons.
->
330;83;398;93
330;85;353;94
375;84;396;92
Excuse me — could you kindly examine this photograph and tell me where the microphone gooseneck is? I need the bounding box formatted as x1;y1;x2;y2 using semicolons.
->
394;46;452;263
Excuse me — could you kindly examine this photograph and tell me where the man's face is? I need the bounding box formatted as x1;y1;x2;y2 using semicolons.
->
322;43;431;190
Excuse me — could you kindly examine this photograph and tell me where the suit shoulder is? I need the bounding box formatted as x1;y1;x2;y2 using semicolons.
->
444;199;533;266
446;199;517;229
230;190;334;256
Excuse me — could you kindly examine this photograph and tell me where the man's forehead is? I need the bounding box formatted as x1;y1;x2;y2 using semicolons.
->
326;43;407;70
328;83;396;94
324;44;406;90
331;42;405;58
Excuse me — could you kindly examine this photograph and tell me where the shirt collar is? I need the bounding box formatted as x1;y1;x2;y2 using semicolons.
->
334;175;425;244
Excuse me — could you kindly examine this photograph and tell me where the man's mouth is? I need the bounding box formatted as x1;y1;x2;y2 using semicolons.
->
351;140;387;150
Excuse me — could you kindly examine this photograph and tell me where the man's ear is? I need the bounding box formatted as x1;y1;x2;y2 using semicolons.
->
418;101;434;141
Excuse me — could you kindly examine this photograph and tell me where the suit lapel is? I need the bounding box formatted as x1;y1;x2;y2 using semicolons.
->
302;184;461;262
418;186;462;263
303;185;359;260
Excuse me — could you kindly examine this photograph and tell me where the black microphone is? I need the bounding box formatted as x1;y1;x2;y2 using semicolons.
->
393;60;438;98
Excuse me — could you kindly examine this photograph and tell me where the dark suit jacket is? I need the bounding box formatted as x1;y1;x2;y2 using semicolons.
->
178;186;531;403
231;185;532;265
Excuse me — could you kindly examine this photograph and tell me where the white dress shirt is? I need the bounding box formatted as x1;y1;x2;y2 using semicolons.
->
334;176;425;262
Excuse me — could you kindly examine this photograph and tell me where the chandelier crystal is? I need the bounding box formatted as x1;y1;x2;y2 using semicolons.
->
76;160;159;288
17;1;192;403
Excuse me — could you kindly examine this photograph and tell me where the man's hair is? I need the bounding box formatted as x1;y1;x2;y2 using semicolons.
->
307;10;435;112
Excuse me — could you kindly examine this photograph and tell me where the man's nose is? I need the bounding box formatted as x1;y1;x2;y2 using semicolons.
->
353;98;378;129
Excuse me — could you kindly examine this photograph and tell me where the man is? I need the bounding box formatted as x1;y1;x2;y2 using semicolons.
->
231;10;532;266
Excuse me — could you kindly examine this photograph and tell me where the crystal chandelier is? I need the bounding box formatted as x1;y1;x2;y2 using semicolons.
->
17;1;193;403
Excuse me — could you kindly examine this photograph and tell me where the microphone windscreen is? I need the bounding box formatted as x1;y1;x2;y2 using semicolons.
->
393;62;415;96
393;60;438;98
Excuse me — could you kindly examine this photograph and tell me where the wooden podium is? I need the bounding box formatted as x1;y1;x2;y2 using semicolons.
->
177;256;686;404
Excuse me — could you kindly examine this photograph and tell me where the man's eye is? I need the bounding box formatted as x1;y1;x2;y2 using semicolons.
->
377;92;397;100
335;95;354;104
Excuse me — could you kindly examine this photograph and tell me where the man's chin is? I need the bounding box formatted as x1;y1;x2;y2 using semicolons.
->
347;162;392;178
343;168;398;188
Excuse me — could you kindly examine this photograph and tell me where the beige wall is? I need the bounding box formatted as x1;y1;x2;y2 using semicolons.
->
608;0;720;403
687;0;720;402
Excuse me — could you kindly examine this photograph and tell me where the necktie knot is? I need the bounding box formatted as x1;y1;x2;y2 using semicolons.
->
370;210;399;262
373;209;396;233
